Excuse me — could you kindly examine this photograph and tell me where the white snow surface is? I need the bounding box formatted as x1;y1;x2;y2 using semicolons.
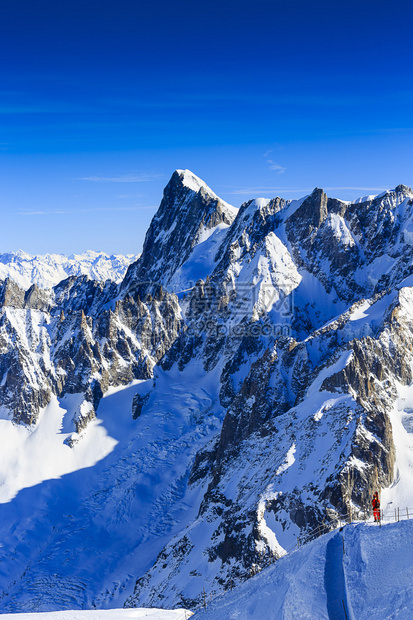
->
0;250;139;289
192;520;413;619
352;194;377;204
326;213;356;247
0;610;191;619
1;520;412;619
168;223;230;292
0;394;117;503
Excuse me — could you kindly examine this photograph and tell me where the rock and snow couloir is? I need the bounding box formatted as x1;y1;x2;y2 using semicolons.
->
0;171;413;613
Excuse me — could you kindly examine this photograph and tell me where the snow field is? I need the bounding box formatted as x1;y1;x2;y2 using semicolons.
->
0;609;192;620
0;394;117;503
381;370;413;512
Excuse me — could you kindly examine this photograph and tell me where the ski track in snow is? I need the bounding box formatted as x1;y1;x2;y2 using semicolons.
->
324;533;352;620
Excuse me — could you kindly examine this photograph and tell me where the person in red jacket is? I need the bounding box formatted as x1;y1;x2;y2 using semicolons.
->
372;492;381;522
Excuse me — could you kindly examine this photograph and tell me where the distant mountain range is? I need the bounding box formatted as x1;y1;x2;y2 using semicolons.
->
0;249;139;289
0;170;412;614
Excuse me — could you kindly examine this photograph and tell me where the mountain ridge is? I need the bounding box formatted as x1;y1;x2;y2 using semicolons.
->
0;170;412;612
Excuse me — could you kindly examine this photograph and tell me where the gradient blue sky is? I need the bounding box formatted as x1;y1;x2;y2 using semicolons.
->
1;0;412;254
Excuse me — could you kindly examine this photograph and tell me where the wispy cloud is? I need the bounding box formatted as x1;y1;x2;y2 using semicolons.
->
267;161;287;173
0;102;87;114
76;173;162;183
117;194;144;199
0;105;53;114
324;186;388;191
263;150;286;174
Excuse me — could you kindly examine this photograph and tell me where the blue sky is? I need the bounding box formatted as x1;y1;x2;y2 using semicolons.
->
1;0;412;254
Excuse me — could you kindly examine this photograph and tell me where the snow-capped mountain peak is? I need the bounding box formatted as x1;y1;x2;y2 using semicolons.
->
176;168;217;195
121;169;238;295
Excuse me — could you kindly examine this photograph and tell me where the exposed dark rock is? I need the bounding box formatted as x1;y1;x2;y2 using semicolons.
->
286;188;328;238
132;391;151;419
0;278;25;308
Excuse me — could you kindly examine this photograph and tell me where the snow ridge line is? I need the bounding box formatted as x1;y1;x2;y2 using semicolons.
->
291;505;413;552
192;507;413;614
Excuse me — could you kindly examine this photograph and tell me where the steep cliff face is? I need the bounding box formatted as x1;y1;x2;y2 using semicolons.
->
1;172;413;613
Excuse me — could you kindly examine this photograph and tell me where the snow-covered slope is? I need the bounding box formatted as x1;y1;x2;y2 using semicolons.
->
0;250;139;289
0;369;224;612
191;519;413;619
1;171;413;614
